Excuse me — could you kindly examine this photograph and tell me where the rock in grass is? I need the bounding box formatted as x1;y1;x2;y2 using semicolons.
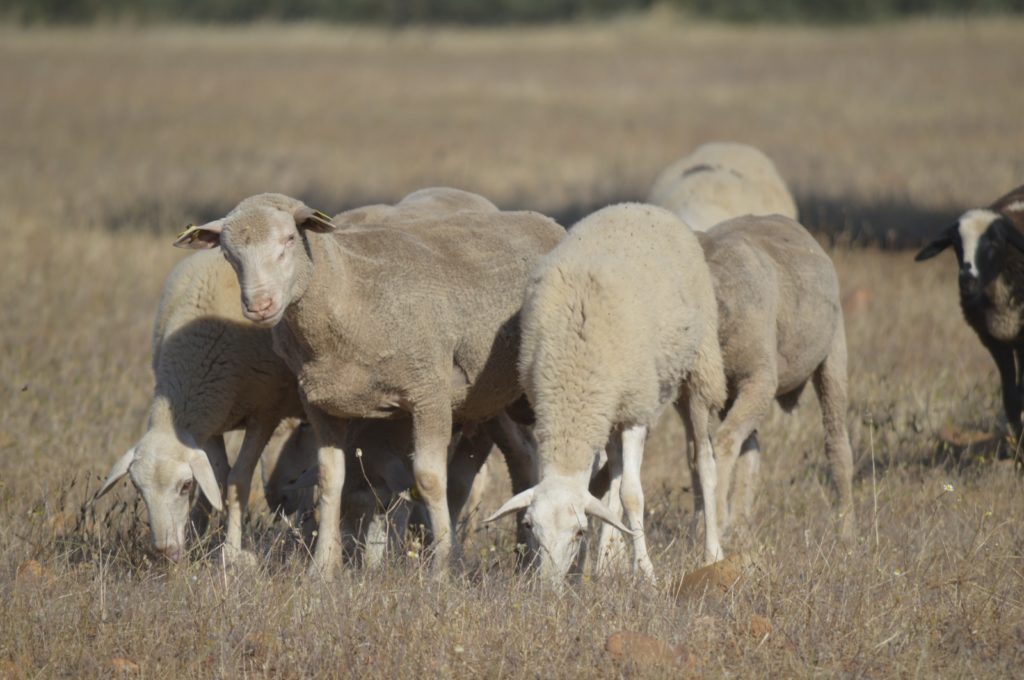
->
605;631;679;666
672;554;748;604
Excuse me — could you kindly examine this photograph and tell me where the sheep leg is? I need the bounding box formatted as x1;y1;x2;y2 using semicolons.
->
730;432;762;528
484;411;539;566
812;323;856;542
983;338;1021;443
223;422;276;563
308;411;348;579
679;397;722;564
446;426;495;532
412;404;457;574
714;376;774;535
189;434;229;539
620;424;655;582
595;433;626;575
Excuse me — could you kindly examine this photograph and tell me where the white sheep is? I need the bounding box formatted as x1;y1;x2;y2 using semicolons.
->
697;214;856;539
648;142;798;231
97;249;303;561
333;186;499;226
174;192;563;576
487;203;727;585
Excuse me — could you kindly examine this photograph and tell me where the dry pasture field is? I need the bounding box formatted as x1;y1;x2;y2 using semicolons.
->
2;17;1024;677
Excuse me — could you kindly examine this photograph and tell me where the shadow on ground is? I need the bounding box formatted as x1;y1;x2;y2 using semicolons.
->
105;189;964;250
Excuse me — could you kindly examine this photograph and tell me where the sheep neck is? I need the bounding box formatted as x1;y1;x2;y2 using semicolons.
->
280;230;358;352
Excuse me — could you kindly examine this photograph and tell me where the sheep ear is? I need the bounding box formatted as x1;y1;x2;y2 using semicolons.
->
485;488;535;523
283;465;319;491
584;494;635;536
96;447;137;500
173;220;224;249
188;449;223;511
914;225;956;261
294;206;336;234
999;219;1024;253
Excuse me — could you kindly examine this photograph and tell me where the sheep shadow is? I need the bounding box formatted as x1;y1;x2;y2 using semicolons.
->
107;188;963;251
795;193;962;249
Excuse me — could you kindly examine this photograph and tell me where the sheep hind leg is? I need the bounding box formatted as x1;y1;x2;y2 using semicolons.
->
730;432;762;532
620;424;655;582
714;376;774;537
678;396;722;565
813;325;856;543
412;404;458;576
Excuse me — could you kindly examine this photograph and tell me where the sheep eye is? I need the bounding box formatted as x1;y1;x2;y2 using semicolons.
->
180;479;194;496
522;518;533;529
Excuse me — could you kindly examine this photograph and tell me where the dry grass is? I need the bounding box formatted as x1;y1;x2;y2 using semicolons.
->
2;16;1024;678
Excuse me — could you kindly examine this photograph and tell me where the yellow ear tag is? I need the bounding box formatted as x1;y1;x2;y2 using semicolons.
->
176;223;202;244
311;210;333;228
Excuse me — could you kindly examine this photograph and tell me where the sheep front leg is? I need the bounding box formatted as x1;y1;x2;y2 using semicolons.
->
224;421;276;563
680;397;722;564
308;411;348;579
189;435;229;539
620;424;655;582
595;434;626;575
412;404;457;574
485;411;539;566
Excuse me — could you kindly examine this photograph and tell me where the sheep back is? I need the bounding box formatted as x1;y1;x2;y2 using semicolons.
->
519;203;724;469
152;250;301;437
699;215;841;396
648;142;797;231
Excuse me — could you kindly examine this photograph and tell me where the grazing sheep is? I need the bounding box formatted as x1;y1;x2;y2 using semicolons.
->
648;142;798;231
487;203;727;584
915;184;1024;442
697;215;855;539
97;249;303;561
333;187;499;226
174;192;563;576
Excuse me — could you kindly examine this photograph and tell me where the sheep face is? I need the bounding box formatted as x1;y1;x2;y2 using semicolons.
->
97;431;223;561
487;476;632;586
916;209;1024;299
173;194;335;327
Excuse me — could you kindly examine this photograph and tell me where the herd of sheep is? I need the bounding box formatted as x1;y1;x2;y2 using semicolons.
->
94;141;1024;586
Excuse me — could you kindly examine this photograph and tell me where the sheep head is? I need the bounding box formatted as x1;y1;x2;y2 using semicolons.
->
173;194;335;327
916;209;1024;295
486;475;633;586
97;431;223;562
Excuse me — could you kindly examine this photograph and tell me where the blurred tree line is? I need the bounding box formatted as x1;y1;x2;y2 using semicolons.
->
3;0;1022;24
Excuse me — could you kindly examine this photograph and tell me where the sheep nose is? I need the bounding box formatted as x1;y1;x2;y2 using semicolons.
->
244;296;276;319
156;544;183;562
246;297;273;314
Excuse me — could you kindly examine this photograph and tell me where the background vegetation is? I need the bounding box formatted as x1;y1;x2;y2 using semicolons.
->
2;0;1024;24
1;16;1023;678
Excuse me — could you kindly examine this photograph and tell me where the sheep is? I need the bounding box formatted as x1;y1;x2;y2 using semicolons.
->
97;248;303;562
915;184;1024;444
486;203;727;585
333;186;499;226
647;142;798;232
695;214;856;539
174;192;563;576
